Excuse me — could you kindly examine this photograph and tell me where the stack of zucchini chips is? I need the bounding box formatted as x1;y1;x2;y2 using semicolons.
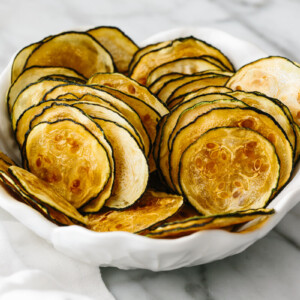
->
0;27;298;238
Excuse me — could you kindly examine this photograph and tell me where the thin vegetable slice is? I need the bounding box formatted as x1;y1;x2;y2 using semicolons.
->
24;120;111;209
87;26;138;74
87;72;169;116
146;57;223;86
89;85;160;146
12;78;71;130
130;37;234;84
149;73;184;94
179;127;280;215
129;40;171;74
145;208;275;238
182;86;233;102
11;42;41;83
15;99;77;147
229;91;297;155
27;104;115;212
87;190;183;233
167;76;230;108
7;66;85;113
157;98;246;191
72;102;144;151
43;83;151;156
226;56;300;127
8;166;87;225
24;31;114;78
91;118;149;209
170;107;293;193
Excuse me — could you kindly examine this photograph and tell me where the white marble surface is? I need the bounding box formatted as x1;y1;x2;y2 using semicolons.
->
0;0;299;299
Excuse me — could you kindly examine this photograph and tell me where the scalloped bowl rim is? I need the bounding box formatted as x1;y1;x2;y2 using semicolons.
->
0;27;299;271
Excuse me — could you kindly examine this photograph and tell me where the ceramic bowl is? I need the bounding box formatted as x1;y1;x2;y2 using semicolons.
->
0;27;299;271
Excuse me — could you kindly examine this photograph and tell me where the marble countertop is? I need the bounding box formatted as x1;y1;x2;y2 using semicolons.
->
0;0;299;299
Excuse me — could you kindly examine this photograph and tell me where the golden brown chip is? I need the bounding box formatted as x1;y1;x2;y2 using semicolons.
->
24;32;114;78
87;190;183;233
87;26;138;74
145;208;275;238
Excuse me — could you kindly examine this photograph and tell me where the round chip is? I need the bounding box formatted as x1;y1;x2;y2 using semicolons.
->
24;120;111;209
179;127;280;215
24;31;114;78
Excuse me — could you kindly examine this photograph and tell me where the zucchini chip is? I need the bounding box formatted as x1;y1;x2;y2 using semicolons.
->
130;37;234;84
24;32;114;78
43;84;151;156
11;42;41;83
7;66;85;113
229;91;297;155
146;57;223;87
149;73;184;95
8;166;87;225
91;118;149;209
15;99;77;147
87;190;183;233
145;208;275;238
72;102;144;151
87;26;138;74
12;78;71;130
157;98;246;190
88;85;161;145
170;107;293;193
129;40;171;74
27;104;115;212
157;73;220;103
226;56;300;128
87;72;169;116
24;120;111;209
179;128;279;215
167;76;230;108
182;86;232;102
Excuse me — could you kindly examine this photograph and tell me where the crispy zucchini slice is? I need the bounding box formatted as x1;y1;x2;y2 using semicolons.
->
129;40;171;74
87;190;183;233
130;37;234;84
11;42;41;83
43;84;151;156
24;31;114;78
157;74;207;103
7;66;85;113
229;91;297;155
27;104;115;212
145;208;275;238
149;73;184;94
158;98;246;191
182;86;232;102
179;127;280;215
167;76;230;108
11;79;71;130
146;57;223;86
157;73;221;103
15;99;77;147
88;85;160;146
170;107;293;193
0;169;77;226
226;56;300;128
87;72;169;116
24;120;111;209
8;166;87;225
72;102;144;151
87;26;138;74
91;118;148;209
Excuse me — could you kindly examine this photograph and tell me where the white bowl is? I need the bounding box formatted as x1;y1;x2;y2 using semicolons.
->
0;27;299;271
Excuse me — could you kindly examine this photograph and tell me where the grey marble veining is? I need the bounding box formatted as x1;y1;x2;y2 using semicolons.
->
0;0;299;299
